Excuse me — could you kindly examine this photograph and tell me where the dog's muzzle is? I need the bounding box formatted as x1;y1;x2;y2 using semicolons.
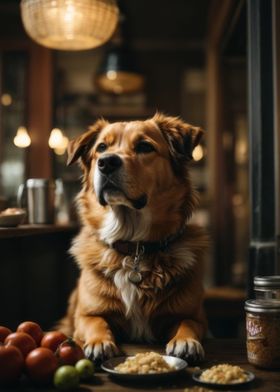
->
94;154;147;209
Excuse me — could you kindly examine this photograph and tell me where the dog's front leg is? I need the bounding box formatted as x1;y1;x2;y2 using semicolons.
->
166;319;205;364
74;315;120;361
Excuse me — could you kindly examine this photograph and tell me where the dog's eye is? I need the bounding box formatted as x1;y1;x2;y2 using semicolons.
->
135;141;155;154
96;143;107;153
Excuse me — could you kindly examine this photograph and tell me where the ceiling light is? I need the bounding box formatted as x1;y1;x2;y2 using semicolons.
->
96;47;145;94
193;145;204;161
13;126;31;148
95;12;145;95
20;0;119;51
1;94;12;106
49;128;69;154
54;137;69;155
49;128;65;148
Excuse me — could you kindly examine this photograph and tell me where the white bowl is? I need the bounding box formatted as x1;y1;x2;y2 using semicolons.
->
0;208;26;227
101;355;188;380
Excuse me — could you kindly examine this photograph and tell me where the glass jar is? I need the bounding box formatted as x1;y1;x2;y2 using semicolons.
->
245;299;280;368
254;276;280;299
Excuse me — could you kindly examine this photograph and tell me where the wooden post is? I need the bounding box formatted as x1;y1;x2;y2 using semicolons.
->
206;0;236;285
247;0;276;295
26;43;53;179
273;0;280;273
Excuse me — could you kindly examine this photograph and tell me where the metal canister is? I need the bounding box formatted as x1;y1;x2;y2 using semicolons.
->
254;276;280;299
245;299;280;368
26;178;55;224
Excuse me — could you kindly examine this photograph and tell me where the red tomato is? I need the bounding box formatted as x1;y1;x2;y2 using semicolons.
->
25;347;58;383
56;339;85;365
0;344;24;384
40;331;67;352
0;326;12;343
17;321;43;346
5;332;36;358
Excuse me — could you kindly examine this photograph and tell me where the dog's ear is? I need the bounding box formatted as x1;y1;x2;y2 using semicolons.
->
153;113;203;170
67;119;108;166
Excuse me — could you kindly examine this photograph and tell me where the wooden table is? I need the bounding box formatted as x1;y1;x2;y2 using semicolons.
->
7;339;280;391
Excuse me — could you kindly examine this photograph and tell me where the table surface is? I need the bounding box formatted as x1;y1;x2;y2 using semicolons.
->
6;339;280;391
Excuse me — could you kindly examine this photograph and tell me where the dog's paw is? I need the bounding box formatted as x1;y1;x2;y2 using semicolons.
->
166;338;204;364
84;340;120;362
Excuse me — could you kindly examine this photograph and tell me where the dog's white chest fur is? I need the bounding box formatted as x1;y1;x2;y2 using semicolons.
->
113;267;154;342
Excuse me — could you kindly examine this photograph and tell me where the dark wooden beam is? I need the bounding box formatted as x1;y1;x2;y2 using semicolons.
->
273;0;280;273
26;43;53;179
247;0;276;295
206;0;237;285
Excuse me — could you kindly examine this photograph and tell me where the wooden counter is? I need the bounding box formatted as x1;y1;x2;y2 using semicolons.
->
0;223;77;238
5;339;280;391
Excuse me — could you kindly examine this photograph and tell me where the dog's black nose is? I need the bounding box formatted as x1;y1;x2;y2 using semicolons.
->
98;154;123;174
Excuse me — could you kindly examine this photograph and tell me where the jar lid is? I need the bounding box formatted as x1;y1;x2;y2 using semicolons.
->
254;275;280;287
27;178;55;188
245;299;280;313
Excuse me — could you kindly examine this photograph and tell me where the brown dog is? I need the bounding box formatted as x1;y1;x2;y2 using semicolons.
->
59;113;208;363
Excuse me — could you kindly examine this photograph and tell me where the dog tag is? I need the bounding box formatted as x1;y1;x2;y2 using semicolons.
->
128;270;142;284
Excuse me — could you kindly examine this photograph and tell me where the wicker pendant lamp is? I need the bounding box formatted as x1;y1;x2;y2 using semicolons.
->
20;0;119;51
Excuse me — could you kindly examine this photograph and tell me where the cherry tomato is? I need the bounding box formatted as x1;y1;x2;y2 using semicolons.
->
56;338;85;366
0;344;24;384
41;331;67;352
0;326;12;343
53;365;79;390
5;332;36;358
17;321;43;346
75;358;95;380
25;347;58;383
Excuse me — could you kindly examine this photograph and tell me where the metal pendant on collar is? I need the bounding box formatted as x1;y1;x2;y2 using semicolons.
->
128;270;142;284
128;242;144;284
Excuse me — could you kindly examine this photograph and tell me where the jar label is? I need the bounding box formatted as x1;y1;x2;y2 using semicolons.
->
246;317;264;338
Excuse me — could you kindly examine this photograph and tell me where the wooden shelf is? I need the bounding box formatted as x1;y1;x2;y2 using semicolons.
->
0;224;78;238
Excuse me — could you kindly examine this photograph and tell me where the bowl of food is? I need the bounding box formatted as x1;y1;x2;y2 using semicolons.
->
101;352;188;380
192;363;255;387
0;208;26;227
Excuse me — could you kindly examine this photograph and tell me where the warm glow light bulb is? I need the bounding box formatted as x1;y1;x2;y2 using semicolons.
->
54;136;69;155
1;93;12;106
48;128;64;149
49;128;69;155
107;70;117;80
64;4;75;23
193;145;204;161
13;126;31;148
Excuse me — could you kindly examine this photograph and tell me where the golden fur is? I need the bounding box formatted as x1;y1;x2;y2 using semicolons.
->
59;113;208;363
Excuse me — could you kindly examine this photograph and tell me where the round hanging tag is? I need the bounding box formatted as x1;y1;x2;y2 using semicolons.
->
128;270;142;284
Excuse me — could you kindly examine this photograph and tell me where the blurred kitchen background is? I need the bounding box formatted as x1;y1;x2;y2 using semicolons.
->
0;0;279;338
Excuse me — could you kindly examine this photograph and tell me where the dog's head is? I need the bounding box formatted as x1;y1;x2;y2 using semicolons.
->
68;113;203;239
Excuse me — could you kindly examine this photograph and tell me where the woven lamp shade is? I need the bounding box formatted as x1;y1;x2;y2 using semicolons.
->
20;0;119;51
